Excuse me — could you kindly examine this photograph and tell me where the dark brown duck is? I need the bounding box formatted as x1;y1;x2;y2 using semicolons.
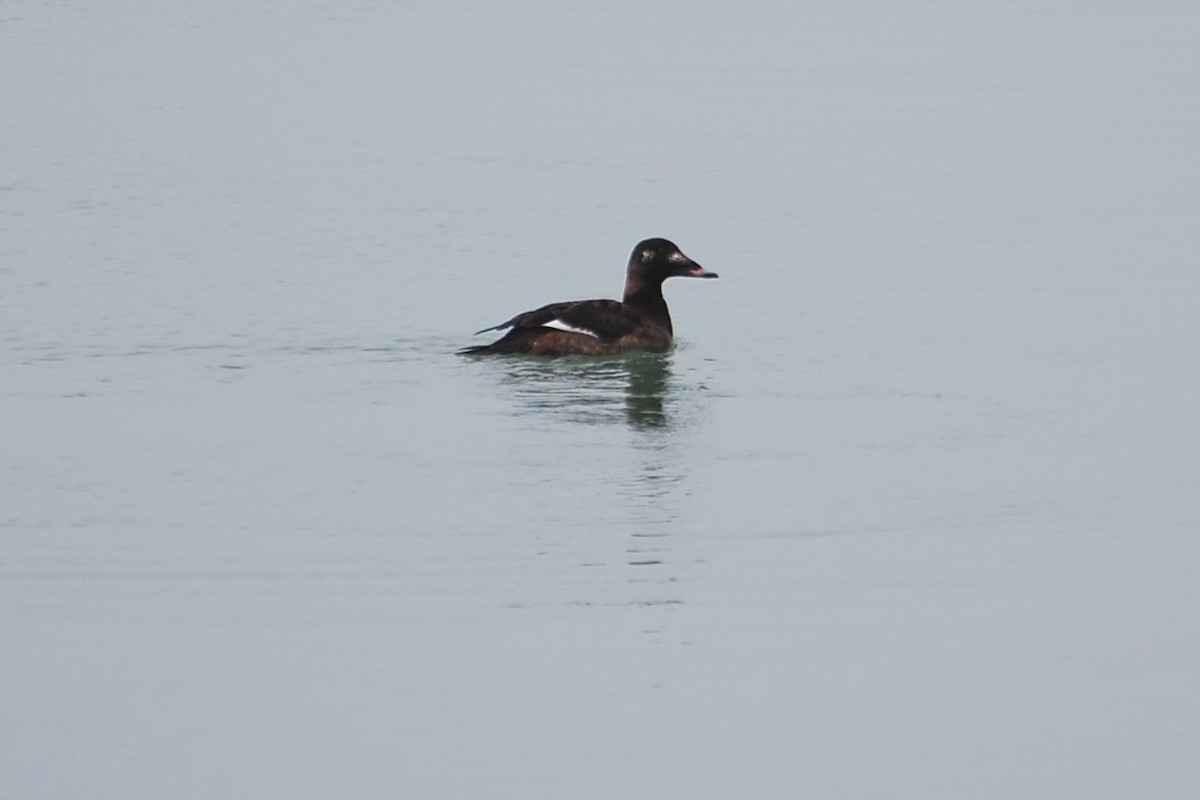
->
460;238;717;356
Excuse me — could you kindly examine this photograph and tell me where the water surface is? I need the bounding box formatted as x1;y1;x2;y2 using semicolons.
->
3;2;1199;798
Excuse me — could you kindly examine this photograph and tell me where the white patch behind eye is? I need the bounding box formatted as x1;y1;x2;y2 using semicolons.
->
668;251;686;262
543;318;600;338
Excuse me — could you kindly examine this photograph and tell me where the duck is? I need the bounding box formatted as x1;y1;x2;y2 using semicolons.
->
460;238;717;356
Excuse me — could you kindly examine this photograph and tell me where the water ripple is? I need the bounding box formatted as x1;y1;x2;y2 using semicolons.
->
488;352;679;430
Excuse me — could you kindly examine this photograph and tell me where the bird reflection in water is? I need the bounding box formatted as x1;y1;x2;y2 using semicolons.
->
485;351;699;580
495;352;676;430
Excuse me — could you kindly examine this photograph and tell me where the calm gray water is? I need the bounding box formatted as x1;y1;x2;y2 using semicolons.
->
4;3;1199;798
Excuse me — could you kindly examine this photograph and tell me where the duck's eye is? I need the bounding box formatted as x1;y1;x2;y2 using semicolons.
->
668;251;686;263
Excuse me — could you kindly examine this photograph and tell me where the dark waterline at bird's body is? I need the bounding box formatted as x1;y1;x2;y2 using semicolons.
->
460;238;717;357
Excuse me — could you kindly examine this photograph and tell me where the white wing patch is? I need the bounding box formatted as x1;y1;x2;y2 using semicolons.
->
542;318;601;338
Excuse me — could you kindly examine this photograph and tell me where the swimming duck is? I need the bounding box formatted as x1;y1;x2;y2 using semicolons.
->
460;238;717;356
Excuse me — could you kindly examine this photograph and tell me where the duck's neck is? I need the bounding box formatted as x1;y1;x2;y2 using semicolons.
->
623;275;672;334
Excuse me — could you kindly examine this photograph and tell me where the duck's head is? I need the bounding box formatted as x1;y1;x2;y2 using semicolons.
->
628;238;718;282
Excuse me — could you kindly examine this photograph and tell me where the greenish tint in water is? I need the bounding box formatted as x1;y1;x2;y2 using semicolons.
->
490;352;677;430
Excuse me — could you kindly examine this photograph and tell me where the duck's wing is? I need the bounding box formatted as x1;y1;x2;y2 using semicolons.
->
474;299;640;341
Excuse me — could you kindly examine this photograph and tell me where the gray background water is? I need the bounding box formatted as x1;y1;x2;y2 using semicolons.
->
4;3;1198;797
